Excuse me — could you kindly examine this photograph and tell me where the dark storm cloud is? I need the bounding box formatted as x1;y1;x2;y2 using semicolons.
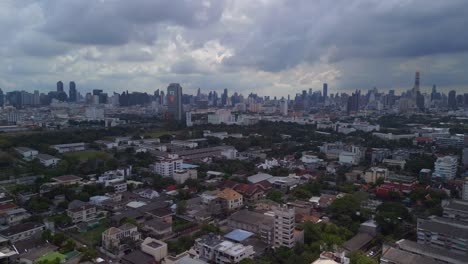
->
224;0;468;72
40;0;225;45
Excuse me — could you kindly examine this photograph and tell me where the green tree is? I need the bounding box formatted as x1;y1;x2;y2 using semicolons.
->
348;251;378;264
375;202;411;235
266;189;284;203
176;200;187;215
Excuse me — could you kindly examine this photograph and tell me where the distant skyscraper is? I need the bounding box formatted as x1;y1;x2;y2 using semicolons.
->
167;83;183;121
279;98;288;116
323;83;328;99
0;88;4;108
413;71;420;94
57;81;64;92
347;90;360;114
448;90;457;110
221;88;228;106
69;81;77;102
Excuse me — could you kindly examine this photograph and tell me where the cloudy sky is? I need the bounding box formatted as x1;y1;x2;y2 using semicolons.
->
1;0;468;97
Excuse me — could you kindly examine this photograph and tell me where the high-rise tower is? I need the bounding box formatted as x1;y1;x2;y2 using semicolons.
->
57;81;64;92
167;83;183;121
69;81;77;102
323;83;328;99
413;71;420;94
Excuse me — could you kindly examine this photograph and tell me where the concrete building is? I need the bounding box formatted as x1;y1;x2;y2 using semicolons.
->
463;178;468;201
463;148;468;169
273;205;296;248
228;210;275;245
193;234;254;264
364;167;389;183
14;147;38;160
152;158;183;177
173;169;197;184
167;83;183;121
52;142;86;153
417;216;468;255
442;199;468;222
217;188;243;211
433;156;458;180
0;222;45;242
140;237;168;262
36;154;61;167
67;202;97;224
102;223;141;254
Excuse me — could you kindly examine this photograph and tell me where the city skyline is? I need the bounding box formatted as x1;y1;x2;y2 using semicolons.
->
1;1;468;96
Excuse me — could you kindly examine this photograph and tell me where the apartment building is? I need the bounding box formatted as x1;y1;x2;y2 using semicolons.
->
51;142;86;153
67;201;97;224
152;158;183;177
0;222;45;242
273;205;296;248
433;156;458;180
228;210;275;244
14;147;38;160
173;169;197;184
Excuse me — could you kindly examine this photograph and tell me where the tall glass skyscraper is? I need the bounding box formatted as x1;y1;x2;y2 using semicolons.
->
167;83;183;121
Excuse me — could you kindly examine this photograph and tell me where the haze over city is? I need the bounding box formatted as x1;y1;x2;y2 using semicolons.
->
1;0;468;96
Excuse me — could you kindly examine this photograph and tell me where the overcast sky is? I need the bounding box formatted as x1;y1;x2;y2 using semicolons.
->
1;0;468;97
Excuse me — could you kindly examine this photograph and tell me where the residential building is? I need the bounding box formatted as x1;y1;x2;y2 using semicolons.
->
273;205;295;248
382;158;407;169
67;201;97;224
224;180;272;203
463;178;468;201
364;167;388;183
173;169;197;184
433;156;458;180
36;154;61;167
140;237;168;262
108;180;128;193
137;189;160;200
3;208;30;226
14;147;38;160
217;188;243;211
143;219;172;238
51;142;86;153
228;210;275;244
193;234;254;264
102;223;141;254
417;216;468;255
51;175;82;185
152;158;183;177
0;222;45;242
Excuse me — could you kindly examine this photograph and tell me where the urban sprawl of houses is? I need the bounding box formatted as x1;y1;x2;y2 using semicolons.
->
0;73;467;264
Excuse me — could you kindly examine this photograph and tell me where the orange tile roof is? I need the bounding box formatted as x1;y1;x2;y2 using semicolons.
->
217;188;242;200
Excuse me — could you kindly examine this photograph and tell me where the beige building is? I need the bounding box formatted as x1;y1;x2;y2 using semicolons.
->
102;224;141;254
217;188;243;211
364;167;389;183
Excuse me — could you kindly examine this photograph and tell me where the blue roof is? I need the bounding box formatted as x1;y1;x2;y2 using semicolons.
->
181;163;199;169
224;229;254;242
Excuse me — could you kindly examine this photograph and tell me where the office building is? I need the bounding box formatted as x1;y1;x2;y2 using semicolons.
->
57;81;64;92
0;88;4;108
448;90;457;110
167;83;183;121
433;156;458;180
69;81;77;102
279;98;288;116
323;83;328;99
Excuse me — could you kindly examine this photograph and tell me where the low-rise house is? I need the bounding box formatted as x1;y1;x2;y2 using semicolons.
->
2;208;30;226
108;180;128;193
217;188;243;211
36;154;61;167
102;223;141;255
137;189;160;200
52;175;82;185
143;219;172;238
95;140;118;149
146;208;174;224
51;142;86;153
15;147;38;160
224;180;272;203
0;222;45;242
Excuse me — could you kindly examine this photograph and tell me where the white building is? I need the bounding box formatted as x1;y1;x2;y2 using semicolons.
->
171;140;198;149
37;154;61;167
364;167;389;183
173;169;198;184
153;158;183;177
193;235;254;264
273;205;296;248
52;142;86;153
15;147;38;160
279;99;288;116
433;156;458;180
85;106;105;120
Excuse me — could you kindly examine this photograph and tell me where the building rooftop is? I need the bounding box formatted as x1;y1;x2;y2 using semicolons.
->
218;188;242;201
395;239;467;264
418;216;468;239
381;247;444;264
0;222;44;237
247;173;273;183
52;175;82;183
443;199;468;213
224;229;254;242
229;210;274;226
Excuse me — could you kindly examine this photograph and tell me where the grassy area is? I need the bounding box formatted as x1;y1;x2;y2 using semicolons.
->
64;151;111;161
37;251;65;263
76;223;109;246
